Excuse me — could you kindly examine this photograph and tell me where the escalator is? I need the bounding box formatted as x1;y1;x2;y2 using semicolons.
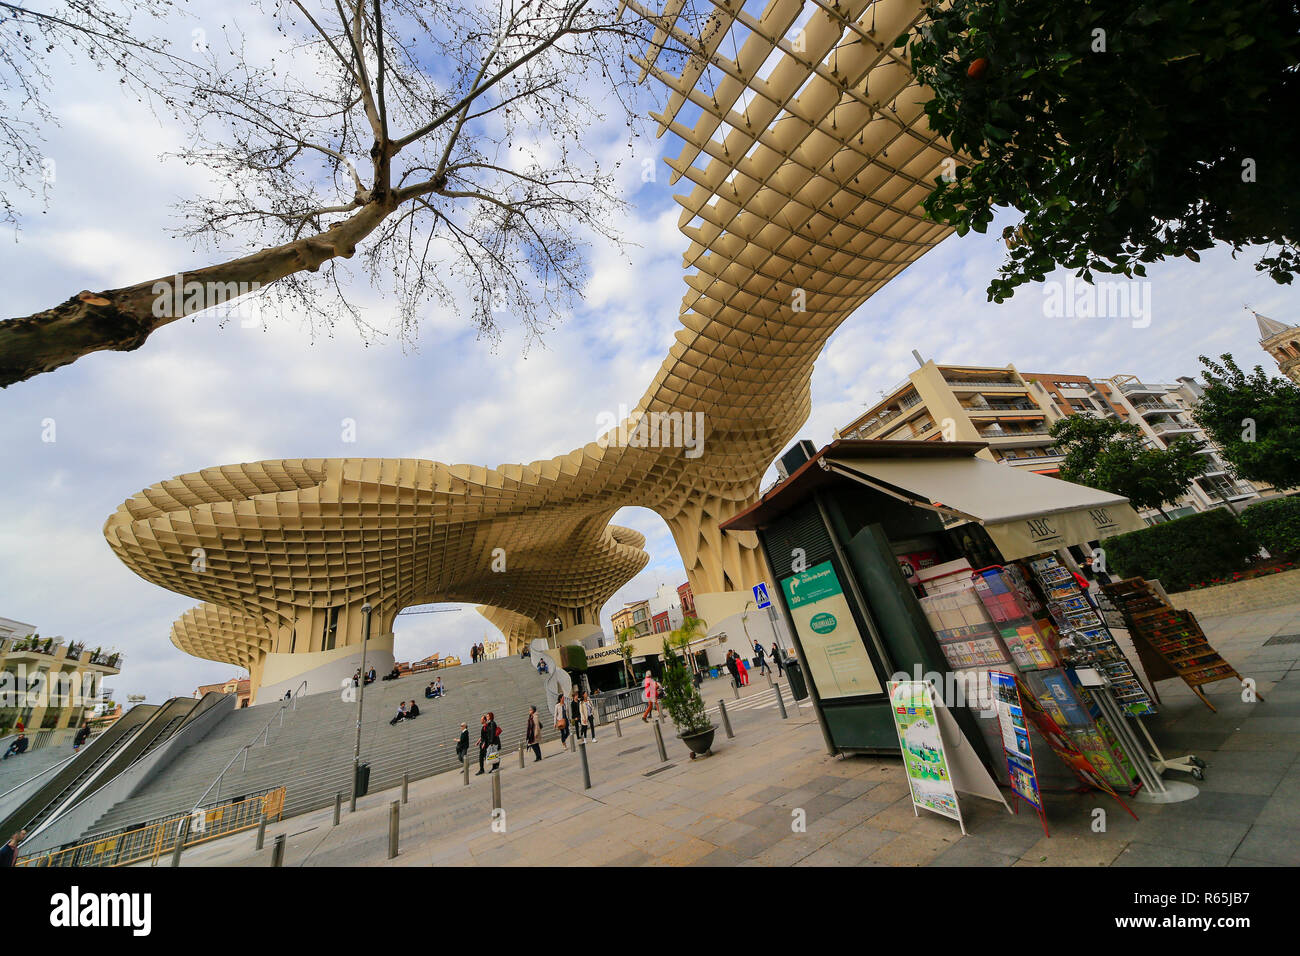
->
0;695;209;842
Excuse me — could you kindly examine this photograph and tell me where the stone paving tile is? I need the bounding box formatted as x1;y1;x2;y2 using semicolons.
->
1014;835;1128;867
1111;843;1231;867
929;841;1018;867
794;843;869;866
1231;824;1300;865
867;831;959;866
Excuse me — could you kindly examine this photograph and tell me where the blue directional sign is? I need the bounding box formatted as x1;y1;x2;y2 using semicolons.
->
753;582;771;609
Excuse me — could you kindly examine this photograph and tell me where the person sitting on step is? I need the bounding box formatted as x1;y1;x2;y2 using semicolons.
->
389;702;408;726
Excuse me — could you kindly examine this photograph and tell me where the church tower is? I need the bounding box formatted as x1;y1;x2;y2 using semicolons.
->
1251;310;1300;384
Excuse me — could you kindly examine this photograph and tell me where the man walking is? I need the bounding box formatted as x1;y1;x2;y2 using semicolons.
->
0;829;26;867
455;722;470;764
570;691;584;741
753;641;772;677
526;705;543;762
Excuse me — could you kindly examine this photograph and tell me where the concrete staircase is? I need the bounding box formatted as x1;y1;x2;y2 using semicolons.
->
76;656;551;841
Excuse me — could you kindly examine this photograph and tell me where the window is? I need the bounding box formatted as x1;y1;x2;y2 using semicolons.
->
321;607;340;652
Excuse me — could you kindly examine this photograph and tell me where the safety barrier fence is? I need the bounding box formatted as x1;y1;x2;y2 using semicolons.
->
16;786;285;867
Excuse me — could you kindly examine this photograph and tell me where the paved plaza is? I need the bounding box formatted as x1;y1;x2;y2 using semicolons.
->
168;601;1300;867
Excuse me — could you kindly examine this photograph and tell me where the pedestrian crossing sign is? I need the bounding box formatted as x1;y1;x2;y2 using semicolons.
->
753;582;771;609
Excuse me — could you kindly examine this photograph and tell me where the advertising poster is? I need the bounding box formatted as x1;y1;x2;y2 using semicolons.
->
888;681;961;823
781;560;883;699
990;671;1042;812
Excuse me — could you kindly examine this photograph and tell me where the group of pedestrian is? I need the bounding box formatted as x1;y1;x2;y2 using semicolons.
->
352;666;377;686
554;690;598;743
470;642;487;663
389;699;422;725
424;677;445;699
724;649;750;688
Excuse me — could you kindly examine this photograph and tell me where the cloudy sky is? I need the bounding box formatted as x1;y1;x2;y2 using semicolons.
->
2;2;1297;706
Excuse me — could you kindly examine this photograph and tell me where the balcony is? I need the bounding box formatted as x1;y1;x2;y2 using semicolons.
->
1134;401;1181;416
1117;380;1164;396
1002;446;1065;463
979;427;1053;447
945;377;1024;390
1150;419;1198;436
964;403;1043;418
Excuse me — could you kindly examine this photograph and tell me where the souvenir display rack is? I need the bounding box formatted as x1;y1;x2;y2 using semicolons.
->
1027;556;1156;716
1100;578;1253;713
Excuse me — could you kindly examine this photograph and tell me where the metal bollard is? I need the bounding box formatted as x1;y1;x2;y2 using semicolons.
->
463;754;471;786
270;833;285;867
333;792;342;827
718;699;735;739
388;801;400;859
401;772;409;805
491;768;502;811
652;719;668;762
568;731;576;752
733;680;740;700
518;743;525;768
775;683;788;719
255;813;267;850
170;817;190;867
578;739;592;790
614;716;623;738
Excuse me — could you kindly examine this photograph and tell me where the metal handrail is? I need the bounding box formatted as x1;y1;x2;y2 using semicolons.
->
189;680;307;811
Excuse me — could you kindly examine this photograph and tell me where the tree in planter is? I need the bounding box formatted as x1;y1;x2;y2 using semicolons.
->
659;637;710;738
0;0;687;387
1193;354;1300;492
1050;415;1207;519
896;0;1300;303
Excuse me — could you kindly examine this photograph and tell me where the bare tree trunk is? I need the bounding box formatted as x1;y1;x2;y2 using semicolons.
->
0;200;393;388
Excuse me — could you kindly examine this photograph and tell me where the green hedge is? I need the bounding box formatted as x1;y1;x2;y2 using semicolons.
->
1101;509;1259;592
1240;495;1300;558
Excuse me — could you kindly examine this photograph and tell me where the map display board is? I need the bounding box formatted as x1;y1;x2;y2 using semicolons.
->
888;681;961;823
781;560;883;700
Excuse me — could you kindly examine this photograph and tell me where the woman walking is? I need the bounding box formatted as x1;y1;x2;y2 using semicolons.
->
581;692;597;742
553;693;569;747
641;670;658;722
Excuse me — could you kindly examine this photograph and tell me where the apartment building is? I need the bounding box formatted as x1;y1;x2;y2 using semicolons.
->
1;616;123;737
1025;372;1268;522
838;357;1272;527
610;599;651;639
838;360;1065;473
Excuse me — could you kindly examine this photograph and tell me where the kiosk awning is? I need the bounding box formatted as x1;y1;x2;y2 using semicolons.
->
827;455;1144;560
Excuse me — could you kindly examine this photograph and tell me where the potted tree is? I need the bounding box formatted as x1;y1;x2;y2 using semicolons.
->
660;636;714;758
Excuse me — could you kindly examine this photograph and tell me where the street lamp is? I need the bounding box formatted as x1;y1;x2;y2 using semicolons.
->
350;602;372;812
